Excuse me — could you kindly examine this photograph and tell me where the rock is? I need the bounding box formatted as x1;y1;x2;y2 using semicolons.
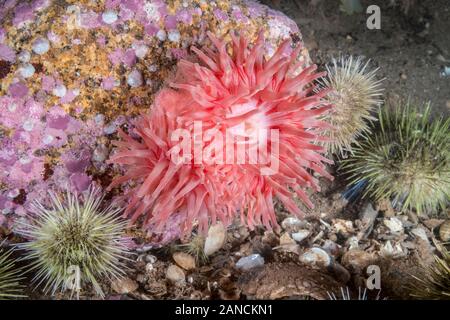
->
235;254;265;271
111;277;139;294
173;252;196;271
300;247;331;268
166;265;186;284
341;249;376;273
439;220;450;242
292;230;310;243
383;217;404;233
359;203;379;222
204;223;227;256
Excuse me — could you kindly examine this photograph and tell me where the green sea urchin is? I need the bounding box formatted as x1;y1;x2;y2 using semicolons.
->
319;56;384;156
410;243;450;299
18;188;129;298
0;242;25;299
341;102;449;215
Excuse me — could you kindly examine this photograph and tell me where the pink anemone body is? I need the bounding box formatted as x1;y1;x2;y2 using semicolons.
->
108;32;333;237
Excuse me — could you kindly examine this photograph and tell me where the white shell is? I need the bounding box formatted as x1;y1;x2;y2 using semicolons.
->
204;223;226;256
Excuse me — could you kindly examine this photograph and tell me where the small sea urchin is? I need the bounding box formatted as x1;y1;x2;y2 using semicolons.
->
109;32;333;237
0;243;25;299
341;102;449;215
18;188;129;298
319;56;384;156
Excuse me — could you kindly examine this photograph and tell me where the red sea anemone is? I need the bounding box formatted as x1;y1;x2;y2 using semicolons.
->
108;32;333;237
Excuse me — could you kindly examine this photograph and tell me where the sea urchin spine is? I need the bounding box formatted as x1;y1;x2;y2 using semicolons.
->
0;242;25;299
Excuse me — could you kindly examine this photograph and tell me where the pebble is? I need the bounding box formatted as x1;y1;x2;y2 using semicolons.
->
291;230;310;243
383;217;403;233
441;66;450;77
299;247;331;268
235;254;265;271
127;69;143;87
172;252;196;270
166;264;186;284
102;10;118;24
204;223;226;256
111;277;139;294
32;38;50;55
